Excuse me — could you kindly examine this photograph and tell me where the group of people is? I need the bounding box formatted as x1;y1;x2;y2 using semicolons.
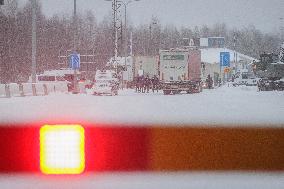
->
206;74;214;89
134;75;160;93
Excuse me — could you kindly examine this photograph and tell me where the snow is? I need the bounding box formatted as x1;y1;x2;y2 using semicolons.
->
0;85;284;127
0;172;283;189
0;86;283;188
201;48;258;64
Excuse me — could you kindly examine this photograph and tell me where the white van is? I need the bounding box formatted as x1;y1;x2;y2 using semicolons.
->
233;70;257;86
92;70;119;96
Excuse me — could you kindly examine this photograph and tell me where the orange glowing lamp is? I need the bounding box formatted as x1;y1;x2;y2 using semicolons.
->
40;125;85;174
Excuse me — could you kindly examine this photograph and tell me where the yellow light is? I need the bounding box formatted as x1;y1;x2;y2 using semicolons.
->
40;125;85;174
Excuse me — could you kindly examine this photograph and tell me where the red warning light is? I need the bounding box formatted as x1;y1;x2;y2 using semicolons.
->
40;125;85;175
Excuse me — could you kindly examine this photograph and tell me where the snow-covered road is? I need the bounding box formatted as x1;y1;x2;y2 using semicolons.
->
0;172;283;189
0;85;283;126
0;86;283;188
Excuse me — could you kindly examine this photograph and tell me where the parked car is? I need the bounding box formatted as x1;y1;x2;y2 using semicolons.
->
245;77;259;86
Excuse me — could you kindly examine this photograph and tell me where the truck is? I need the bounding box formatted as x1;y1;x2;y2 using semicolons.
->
159;47;202;95
253;43;284;91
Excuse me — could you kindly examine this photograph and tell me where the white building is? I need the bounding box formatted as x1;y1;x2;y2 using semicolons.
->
200;48;257;85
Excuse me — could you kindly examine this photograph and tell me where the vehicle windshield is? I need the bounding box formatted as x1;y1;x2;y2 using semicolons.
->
0;0;283;188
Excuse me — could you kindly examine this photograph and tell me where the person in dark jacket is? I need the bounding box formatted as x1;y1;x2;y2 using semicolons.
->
206;74;213;89
152;75;159;93
144;75;151;93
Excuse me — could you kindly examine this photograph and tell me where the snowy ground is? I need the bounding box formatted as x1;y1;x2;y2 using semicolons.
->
0;172;283;189
0;86;284;188
0;85;283;126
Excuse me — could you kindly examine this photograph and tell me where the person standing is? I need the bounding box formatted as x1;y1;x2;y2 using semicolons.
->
152;75;159;93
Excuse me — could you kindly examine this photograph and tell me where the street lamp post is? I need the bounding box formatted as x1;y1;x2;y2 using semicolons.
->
73;0;79;93
280;17;284;43
148;20;157;56
105;0;140;87
105;0;119;74
31;0;37;83
118;0;140;85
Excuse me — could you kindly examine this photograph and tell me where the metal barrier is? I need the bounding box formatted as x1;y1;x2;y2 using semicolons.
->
45;83;56;94
0;82;77;97
35;83;45;96
9;83;21;97
22;83;34;96
54;82;68;93
0;84;6;98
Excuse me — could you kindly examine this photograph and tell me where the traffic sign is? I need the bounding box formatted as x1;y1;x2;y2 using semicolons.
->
69;53;80;70
220;52;230;67
224;67;231;73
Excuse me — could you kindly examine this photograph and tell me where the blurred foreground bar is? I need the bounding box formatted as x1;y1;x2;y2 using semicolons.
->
0;124;283;172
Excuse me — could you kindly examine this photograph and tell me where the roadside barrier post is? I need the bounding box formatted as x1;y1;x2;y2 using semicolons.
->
43;84;48;96
5;84;11;98
32;84;37;96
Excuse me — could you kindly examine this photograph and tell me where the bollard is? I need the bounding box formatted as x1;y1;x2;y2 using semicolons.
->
43;84;48;96
5;84;11;98
32;84;37;96
19;84;24;97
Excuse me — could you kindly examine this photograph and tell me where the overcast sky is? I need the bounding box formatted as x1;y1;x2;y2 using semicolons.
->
18;0;284;33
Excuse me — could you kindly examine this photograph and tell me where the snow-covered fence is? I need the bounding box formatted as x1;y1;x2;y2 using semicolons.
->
54;82;68;93
22;83;34;96
46;83;56;94
45;82;68;94
9;83;21;97
0;84;6;98
35;83;46;96
1;82;75;97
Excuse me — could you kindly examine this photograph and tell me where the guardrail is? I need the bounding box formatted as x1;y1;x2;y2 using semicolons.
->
0;82;70;98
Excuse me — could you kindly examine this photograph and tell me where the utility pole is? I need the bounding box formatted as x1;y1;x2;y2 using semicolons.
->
233;33;237;73
73;0;79;93
123;2;127;74
280;17;284;43
112;0;119;74
31;0;37;83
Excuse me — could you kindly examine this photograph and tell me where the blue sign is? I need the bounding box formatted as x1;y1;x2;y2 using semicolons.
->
208;37;225;48
69;53;80;69
220;52;230;67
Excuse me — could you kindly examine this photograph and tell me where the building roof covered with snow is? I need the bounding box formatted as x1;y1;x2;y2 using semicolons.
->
201;48;258;64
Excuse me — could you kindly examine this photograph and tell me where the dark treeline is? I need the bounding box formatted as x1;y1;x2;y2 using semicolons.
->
0;0;281;83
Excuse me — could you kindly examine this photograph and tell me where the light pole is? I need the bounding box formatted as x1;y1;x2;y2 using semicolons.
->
105;0;120;74
280;17;283;43
117;1;140;67
149;20;157;56
73;0;79;93
105;0;140;88
31;0;37;83
118;0;140;85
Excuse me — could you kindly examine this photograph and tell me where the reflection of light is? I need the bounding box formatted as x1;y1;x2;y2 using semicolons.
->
40;125;85;174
